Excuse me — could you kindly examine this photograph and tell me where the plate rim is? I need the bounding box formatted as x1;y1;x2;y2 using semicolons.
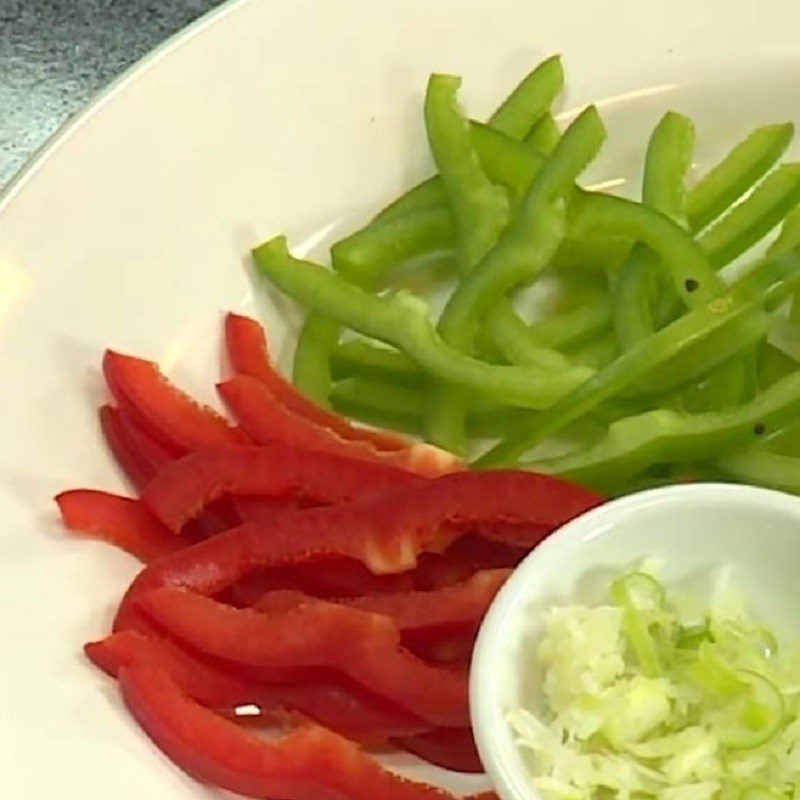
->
0;0;251;215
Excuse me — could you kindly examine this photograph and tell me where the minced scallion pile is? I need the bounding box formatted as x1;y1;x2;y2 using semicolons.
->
509;570;800;800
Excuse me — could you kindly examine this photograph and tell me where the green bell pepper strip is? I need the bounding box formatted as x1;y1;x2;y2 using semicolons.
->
482;299;577;370
437;107;606;352
686;122;794;233
293;55;562;402
423;75;509;273
291;315;342;405
528;366;800;492
525;112;560;154
372;55;563;226
488;55;563;139
334;122;552;285
424;105;604;449
330;338;424;387
651;163;800;332
437;110;607;380
570;190;724;306
292;209;451;402
698;163;800;268
768;203;800;258
566;332;619;370
423;74;510;452
329;376;546;440
681;349;758;412
767;205;800;323
486;293;614;370
340;125;797;294
526;293;612;348
613;112;695;351
475;251;800;467
642;111;695;219
716;448;800;493
330;378;423;436
621;310;769;401
254;236;594;408
371;178;445;226
613;248;662;349
671;164;800;409
757;342;799;389
331;207;453;289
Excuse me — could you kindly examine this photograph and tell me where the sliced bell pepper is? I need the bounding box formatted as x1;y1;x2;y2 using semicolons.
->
253;570;509;663
119;663;456;799
411;535;528;590
142;444;424;533
137;588;470;727
115;470;601;631
99;405;174;491
218;375;464;477
336;568;509;645
226;560;414;608
56;490;182;563
393;727;483;774
103;350;249;453
225;313;413;454
231;495;307;526
87;631;427;742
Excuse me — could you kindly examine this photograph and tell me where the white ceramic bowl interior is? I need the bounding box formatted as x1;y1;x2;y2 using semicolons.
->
470;482;800;800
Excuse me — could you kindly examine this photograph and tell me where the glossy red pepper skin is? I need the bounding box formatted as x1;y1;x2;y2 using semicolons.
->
219;374;464;477
116;470;602;630
99;405;174;491
231;495;307;526
142;445;424;533
87;631;426;741
393;727;484;774
138;588;470;727
119;664;457;800
226;561;414;607
339;569;509;633
56;490;182;563
253;570;509;662
103;350;249;453
412;535;528;590
225;313;411;453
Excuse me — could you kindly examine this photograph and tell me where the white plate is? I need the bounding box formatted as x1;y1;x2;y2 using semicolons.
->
1;0;800;795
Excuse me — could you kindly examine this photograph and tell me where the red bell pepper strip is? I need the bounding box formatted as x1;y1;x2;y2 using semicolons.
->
232;496;306;526
218;375;464;477
412;535;528;590
87;631;426;741
393;728;483;774
339;569;509;633
103;350;249;453
142;445;424;533
227;561;414;607
251;573;506;665
56;490;182;563
116;470;601;630
226;313;411;454
87;630;264;709
253;570;508;658
137;588;470;727
119;663;457;800
99;405;175;491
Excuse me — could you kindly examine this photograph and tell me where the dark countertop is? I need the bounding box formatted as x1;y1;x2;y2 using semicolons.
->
1;0;224;189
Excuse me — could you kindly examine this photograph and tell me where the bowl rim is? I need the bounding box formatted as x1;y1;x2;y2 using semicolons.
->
469;481;800;800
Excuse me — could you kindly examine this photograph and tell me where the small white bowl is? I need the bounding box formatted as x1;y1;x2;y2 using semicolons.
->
470;482;800;800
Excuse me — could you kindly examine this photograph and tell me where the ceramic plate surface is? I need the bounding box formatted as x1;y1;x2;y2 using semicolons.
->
2;0;800;794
